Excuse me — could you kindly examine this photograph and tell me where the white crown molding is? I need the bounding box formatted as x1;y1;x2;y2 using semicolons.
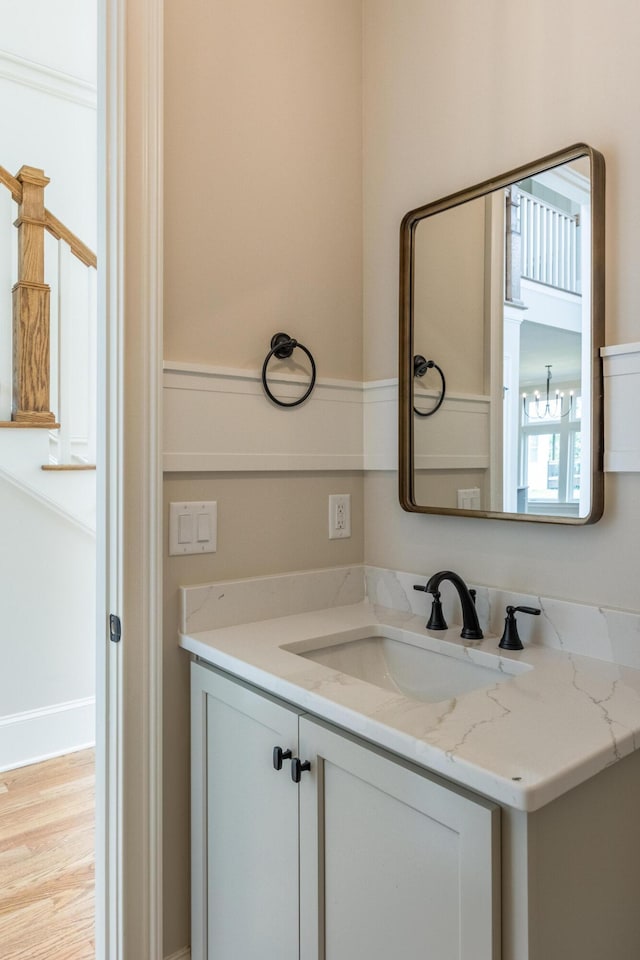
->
0;50;96;108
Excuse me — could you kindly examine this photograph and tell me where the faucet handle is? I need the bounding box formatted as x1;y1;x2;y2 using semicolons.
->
413;583;448;630
426;592;448;631
499;605;541;651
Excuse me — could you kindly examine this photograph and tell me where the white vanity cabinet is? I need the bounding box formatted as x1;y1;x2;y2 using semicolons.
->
298;715;500;960
190;662;301;960
191;662;500;960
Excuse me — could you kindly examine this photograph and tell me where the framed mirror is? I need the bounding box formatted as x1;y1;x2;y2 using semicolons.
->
399;144;605;524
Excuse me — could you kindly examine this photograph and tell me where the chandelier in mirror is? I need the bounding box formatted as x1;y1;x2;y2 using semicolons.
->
522;365;574;422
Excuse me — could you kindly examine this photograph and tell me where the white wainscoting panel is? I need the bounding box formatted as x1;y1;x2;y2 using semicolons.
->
163;362;364;472
413;392;490;470
165;352;634;474
164;364;490;473
362;379;397;470
0;696;96;772
602;342;640;472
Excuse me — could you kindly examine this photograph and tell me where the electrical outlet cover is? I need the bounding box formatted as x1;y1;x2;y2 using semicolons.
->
328;494;351;540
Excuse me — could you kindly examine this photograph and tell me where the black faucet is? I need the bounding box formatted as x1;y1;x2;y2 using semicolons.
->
414;570;483;641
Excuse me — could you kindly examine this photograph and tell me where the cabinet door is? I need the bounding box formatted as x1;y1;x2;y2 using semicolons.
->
298;717;500;960
191;663;301;960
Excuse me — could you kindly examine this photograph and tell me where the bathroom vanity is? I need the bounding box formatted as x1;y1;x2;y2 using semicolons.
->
180;568;640;960
191;663;498;960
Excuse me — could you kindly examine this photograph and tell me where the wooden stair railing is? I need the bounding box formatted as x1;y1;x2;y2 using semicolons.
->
0;163;97;429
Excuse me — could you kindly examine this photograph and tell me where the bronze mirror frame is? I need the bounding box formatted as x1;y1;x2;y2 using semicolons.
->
399;143;605;524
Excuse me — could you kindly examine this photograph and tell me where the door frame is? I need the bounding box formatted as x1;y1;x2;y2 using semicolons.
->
97;0;164;956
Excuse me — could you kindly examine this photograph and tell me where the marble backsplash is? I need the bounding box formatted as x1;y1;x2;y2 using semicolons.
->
180;564;364;634
365;566;640;670
181;563;640;670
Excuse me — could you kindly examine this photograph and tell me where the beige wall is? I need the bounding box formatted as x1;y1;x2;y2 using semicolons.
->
414;470;487;511
366;471;639;611
163;4;363;952
164;0;363;381
363;0;640;379
414;198;486;395
363;0;640;613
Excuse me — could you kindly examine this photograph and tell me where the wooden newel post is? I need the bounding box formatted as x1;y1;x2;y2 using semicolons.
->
12;165;56;425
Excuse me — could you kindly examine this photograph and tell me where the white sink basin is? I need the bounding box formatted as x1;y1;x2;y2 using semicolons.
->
283;626;531;703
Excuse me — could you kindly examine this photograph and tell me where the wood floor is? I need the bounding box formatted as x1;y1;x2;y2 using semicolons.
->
0;750;95;960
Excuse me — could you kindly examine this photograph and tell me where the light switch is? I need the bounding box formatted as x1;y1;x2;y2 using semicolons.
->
197;513;210;542
178;513;193;544
457;487;481;510
169;501;217;555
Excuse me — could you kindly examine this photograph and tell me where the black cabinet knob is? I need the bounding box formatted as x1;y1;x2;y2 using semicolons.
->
291;757;311;783
272;746;292;771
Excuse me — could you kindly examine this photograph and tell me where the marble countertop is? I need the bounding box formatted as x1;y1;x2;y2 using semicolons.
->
180;599;640;811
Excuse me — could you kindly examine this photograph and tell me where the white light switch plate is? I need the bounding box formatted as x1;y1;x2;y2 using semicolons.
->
169;501;217;555
456;487;481;510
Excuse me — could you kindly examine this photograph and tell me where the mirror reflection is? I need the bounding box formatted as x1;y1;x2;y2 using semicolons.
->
402;146;604;524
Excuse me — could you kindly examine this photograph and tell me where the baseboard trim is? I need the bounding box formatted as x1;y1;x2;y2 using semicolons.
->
164;949;190;960
0;696;96;772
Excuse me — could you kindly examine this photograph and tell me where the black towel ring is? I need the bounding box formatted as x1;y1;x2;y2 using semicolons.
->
413;354;446;417
261;332;317;408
